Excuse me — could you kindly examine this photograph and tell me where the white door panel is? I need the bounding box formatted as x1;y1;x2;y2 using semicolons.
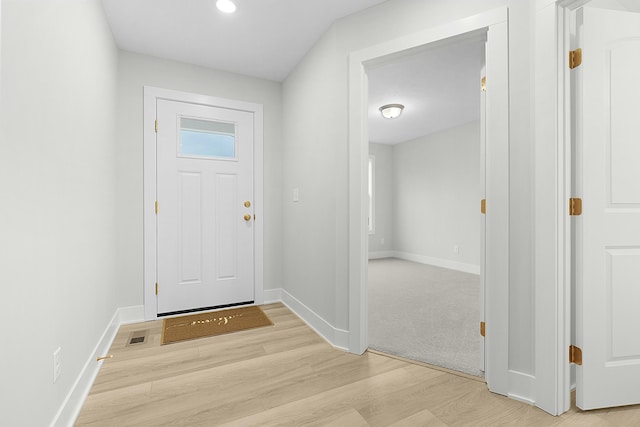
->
178;171;203;285
156;99;254;315
576;6;640;410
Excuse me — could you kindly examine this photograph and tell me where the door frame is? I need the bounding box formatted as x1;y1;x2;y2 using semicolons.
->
143;86;264;320
347;6;509;394
537;0;592;415
553;0;640;414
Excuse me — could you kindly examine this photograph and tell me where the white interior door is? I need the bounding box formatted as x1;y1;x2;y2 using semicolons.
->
156;99;255;315
575;6;640;410
483;19;509;395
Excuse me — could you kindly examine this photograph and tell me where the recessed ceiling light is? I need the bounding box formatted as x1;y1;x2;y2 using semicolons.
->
216;0;236;14
379;104;404;119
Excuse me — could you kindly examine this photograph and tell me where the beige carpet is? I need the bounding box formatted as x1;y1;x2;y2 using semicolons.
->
161;305;273;345
368;258;483;377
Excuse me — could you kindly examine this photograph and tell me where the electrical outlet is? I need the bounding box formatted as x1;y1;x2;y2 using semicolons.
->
380;238;385;245
53;347;62;383
453;245;459;254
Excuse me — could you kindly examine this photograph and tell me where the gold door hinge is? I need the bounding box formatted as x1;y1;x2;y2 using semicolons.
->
155;200;159;214
481;76;486;92
569;198;582;216
480;321;486;337
569;48;582;69
481;199;486;214
569;345;582;365
155;120;158;133
155;282;158;295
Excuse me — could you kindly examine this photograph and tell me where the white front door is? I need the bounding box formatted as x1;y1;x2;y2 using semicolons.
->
575;6;640;410
156;99;255;315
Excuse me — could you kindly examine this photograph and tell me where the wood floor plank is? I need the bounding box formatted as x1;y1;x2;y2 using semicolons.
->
76;303;640;427
306;408;370;427
217;365;443;426
387;408;448;427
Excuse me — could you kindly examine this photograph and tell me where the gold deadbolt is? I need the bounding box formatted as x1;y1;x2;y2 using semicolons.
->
244;201;251;208
244;214;252;221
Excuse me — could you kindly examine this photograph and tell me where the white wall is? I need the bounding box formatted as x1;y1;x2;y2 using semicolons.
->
393;121;480;270
0;1;119;425
282;29;347;328
368;143;393;256
116;51;284;307
282;0;535;396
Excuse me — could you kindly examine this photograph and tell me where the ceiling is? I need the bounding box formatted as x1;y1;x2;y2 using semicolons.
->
100;0;386;82
101;0;483;145
368;38;485;145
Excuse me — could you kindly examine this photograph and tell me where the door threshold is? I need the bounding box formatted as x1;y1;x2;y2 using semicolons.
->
367;348;486;383
157;300;255;317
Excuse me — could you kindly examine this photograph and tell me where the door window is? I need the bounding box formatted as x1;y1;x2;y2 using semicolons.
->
179;117;236;159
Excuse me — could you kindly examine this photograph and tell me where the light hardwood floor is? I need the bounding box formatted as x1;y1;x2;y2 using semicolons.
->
76;304;640;426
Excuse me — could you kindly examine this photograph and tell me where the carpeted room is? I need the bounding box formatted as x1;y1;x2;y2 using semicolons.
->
366;37;483;376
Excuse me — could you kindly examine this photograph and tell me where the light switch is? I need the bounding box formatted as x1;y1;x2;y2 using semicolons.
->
293;188;299;202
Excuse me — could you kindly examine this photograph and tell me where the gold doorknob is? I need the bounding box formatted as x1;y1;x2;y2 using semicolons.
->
244;214;252;221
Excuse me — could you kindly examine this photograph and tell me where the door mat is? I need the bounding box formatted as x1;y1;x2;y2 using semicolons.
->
161;305;273;345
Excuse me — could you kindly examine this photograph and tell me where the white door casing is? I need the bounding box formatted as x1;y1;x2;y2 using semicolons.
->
156;100;254;315
143;87;264;320
575;6;640;410
479;54;486;374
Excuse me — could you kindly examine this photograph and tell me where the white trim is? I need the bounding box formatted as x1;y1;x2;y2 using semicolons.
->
508;370;536;406
558;0;583;416
143;86;264;320
263;288;283;304
482;18;510;396
368;154;375;235
532;0;567;416
143;89;157;321
118;305;146;325
392;251;481;275
556;0;587;416
274;288;350;351
532;0;585;416
367;251;395;260
348;3;510;387
50;306;144;427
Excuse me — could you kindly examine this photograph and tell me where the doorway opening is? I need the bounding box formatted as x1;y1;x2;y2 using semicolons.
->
366;36;486;377
348;6;510;396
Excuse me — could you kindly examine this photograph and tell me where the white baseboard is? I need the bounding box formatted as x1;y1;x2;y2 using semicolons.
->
118;305;145;325
393;251;480;275
508;370;536;405
368;250;394;260
269;288;349;351
263;288;283;304
51;305;144;427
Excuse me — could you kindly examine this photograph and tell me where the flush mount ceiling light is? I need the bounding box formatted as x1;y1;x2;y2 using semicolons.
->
379;103;404;119
216;0;236;13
